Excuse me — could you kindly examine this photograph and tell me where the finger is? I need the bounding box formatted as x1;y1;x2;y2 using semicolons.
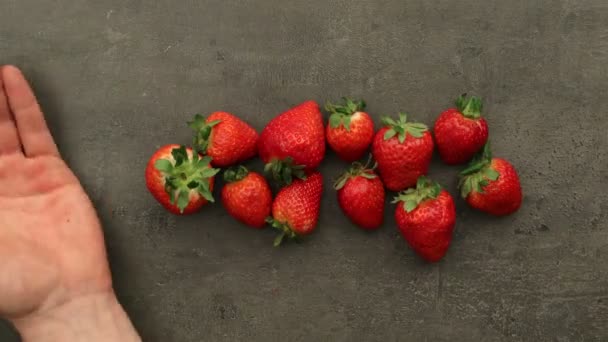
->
0;68;22;154
1;66;59;157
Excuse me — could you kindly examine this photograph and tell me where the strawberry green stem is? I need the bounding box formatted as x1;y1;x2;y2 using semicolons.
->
325;97;366;131
264;157;306;186
266;217;299;247
188;114;221;153
381;112;428;143
392;176;442;213
458;142;500;198
334;156;377;190
456;94;483;119
154;145;220;213
223;165;249;183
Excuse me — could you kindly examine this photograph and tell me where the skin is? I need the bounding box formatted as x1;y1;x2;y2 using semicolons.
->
0;65;140;341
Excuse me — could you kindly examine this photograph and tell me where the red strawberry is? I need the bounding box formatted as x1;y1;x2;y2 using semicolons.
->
266;172;323;246
258;101;326;185
434;94;489;165
188;111;258;167
335;160;385;230
459;143;522;216
145;144;219;214
371;113;434;192
394;177;456;262
325;98;375;162
221;166;272;228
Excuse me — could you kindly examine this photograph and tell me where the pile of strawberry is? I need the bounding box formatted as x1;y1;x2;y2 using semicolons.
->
145;95;522;261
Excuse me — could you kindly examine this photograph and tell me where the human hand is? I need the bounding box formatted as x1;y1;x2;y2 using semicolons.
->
0;66;139;341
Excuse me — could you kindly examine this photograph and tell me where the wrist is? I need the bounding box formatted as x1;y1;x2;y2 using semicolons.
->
12;291;140;342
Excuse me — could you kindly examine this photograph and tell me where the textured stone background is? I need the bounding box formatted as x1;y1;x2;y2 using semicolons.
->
1;0;607;341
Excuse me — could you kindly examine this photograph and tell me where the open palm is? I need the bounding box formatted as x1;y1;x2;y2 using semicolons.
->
0;66;111;321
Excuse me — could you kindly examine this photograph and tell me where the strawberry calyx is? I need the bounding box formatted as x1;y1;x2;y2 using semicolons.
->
325;97;366;132
154;145;220;213
187;114;222;153
392;176;442;213
334;156;377;190
266;217;300;247
223;165;249;183
456;93;483;119
264;157;306;186
458;143;500;198
381;112;428;143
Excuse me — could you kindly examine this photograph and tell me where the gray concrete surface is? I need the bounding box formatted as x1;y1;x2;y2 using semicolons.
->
1;0;607;341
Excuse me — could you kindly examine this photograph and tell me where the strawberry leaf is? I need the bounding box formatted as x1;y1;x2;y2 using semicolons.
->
172;146;188;167
329;113;342;129
361;172;376;179
381;113;428;143
398;131;406;144
273;232;286;247
456;94;483;119
395;176;444;212
398;112;407;123
404;200;418;213
334;176;348;190
188;114;222;154
484;168;500;181
264;157;307;186
282;167;293;186
460;177;473;198
343;115;352;131
224;165;249;183
384;129;397;140
177;190;190;213
325;97;364;132
155;159;173;173
198;182;214;202
382;116;397;126
168;187;176;204
201;168;220;179
408;129;424;138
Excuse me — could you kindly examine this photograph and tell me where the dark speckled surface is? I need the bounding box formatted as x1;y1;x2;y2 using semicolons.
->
1;1;607;341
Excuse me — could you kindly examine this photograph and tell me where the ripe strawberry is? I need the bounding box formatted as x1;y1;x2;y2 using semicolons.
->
393;177;456;262
434;94;489;165
334;160;385;230
188;111;258;167
221;166;272;228
371;113;434;192
145;144;219;214
325;97;375;162
258;101;326;185
459;143;522;216
266;172;323;246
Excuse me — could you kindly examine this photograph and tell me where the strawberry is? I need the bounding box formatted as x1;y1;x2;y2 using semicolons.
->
371;113;434;192
334;160;385;230
258;101;326;185
221;166;272;228
266;172;323;246
434;94;489;165
459;143;522;216
145;144;219;214
325;98;375;162
188;111;258;167
393;177;456;262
